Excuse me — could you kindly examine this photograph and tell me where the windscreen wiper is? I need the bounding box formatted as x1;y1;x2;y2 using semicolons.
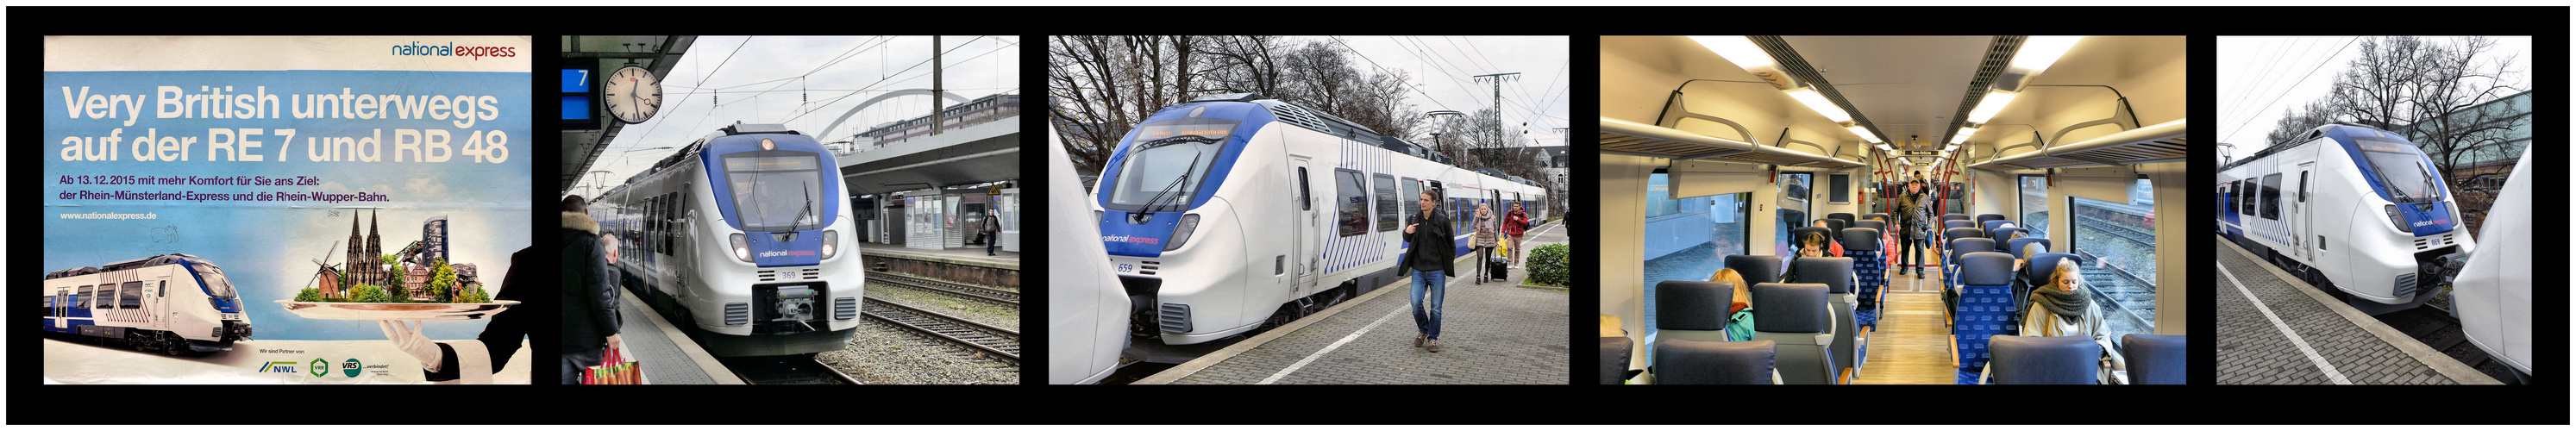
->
1141;156;1201;215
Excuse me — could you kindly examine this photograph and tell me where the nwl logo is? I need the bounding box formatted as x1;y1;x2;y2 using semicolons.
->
260;361;299;373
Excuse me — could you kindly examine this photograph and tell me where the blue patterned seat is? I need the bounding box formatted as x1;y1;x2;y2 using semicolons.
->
1953;252;2016;372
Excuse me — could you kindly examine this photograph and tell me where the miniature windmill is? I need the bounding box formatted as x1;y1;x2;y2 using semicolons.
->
306;240;344;299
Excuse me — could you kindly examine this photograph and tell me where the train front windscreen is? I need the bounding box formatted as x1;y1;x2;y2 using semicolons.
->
2353;137;2442;203
723;152;830;232
1105;118;1238;212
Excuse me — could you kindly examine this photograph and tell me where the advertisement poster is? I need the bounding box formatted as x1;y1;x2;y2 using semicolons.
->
41;36;534;384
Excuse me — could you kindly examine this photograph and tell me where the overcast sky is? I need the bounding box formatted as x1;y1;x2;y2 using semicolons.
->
579;35;1020;195
1320;35;1572;148
2215;35;2531;160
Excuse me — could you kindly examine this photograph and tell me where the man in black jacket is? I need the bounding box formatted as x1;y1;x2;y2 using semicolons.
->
560;195;621;384
1401;191;1457;353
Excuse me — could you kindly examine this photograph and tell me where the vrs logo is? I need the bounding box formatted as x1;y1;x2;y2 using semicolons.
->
342;359;364;378
260;361;299;374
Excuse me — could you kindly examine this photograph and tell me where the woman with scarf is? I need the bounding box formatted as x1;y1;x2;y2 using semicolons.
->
2015;258;2123;384
1472;203;1500;284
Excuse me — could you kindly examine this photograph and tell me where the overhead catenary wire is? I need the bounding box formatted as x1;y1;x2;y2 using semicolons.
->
2222;36;2359;144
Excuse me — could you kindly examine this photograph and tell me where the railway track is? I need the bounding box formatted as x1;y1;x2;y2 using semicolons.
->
2372;301;2520;384
862;297;1020;365
722;355;861;384
869;271;1019;305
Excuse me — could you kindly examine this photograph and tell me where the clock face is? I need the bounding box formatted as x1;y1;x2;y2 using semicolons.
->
601;66;661;124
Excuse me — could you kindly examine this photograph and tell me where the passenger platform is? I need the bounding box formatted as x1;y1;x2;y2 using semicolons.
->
611;288;745;384
2215;235;2499;384
858;242;1020;290
1135;222;1571;384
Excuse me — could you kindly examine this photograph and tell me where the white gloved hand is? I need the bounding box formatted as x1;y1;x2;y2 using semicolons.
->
379;320;443;373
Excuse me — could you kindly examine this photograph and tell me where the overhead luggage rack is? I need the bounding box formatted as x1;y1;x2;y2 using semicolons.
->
1971;119;2185;170
1598;117;1862;169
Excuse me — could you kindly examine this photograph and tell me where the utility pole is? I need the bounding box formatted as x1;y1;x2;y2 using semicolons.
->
1471;72;1519;169
931;35;944;136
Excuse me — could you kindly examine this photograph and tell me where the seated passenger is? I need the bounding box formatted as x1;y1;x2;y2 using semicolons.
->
2022;259;2122;383
1779;232;1857;288
1810;220;1846;257
1707;268;1756;341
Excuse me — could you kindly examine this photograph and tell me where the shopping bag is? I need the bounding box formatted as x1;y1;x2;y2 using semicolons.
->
584;344;642;384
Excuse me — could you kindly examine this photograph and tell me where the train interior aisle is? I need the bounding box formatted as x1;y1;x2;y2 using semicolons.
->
1597;36;2191;384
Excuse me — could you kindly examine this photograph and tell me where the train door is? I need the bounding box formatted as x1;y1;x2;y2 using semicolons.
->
1292;159;1320;290
52;288;66;330
2291;165;2312;260
962;203;989;245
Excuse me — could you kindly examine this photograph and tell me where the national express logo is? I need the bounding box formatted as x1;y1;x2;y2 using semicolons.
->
1103;235;1159;245
391;41;518;60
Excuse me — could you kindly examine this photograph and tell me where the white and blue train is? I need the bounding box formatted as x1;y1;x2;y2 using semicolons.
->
2218;123;2473;312
41;253;254;355
595;123;864;357
1090;93;1548;345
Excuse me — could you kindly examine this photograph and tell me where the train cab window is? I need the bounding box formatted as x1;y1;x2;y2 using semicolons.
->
2070;181;2155;348
2260;173;2282;220
1334;169;1367;238
1373;174;1398;233
2018;174;2049;239
2297;172;2309;203
1296;168;1311;211
120;281;143;309
75;285;92;309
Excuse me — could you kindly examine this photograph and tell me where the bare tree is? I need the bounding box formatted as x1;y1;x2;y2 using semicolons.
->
2263;98;2339;148
2314;36;2526;185
1196;36;1288;97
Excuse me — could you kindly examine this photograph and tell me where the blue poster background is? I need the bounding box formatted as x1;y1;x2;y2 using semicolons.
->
43;70;532;341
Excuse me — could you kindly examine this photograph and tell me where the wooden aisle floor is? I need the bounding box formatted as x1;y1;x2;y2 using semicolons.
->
1852;250;1957;384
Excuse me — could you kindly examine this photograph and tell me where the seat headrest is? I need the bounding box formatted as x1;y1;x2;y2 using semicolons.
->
1977;214;2006;224
1946;227;1984;240
1950;237;1995;258
1654;339;1777;384
1959;252;2016;285
2121;334;2189;385
1945;220;1977;230
1653;280;1733;331
1841;228;1883;251
1823;218;1848;234
1853;220;1886;233
1601;337;1634;384
2027;253;2079;280
2007;238;2052;259
1863;213;1887;222
1991;228;2025;241
1942;214;1971;222
1793;257;1855;293
1990;335;2102;384
1827;213;1855;222
1750;283;1830;333
1725;255;1783;285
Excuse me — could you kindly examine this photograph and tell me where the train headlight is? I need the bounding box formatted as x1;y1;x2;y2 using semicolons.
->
1164;214;1201;252
730;233;753;262
820;229;840;259
2384;204;2407;233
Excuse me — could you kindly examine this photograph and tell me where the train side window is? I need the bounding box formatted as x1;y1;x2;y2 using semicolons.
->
97;285;114;309
1334;169;1367;238
2240;180;2254;216
664;192;679;253
121;282;143;309
1373;173;1398;233
1401;178;1420;222
76;285;92;309
2260;173;2282;220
